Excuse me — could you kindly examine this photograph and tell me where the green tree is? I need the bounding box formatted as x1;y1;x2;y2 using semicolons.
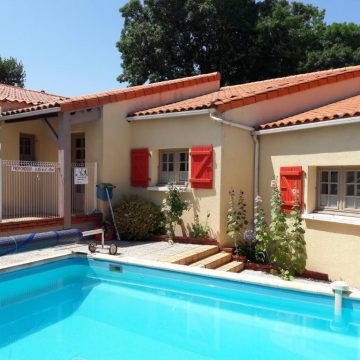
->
303;22;360;71
117;0;258;85
252;0;325;80
0;57;26;87
117;0;360;86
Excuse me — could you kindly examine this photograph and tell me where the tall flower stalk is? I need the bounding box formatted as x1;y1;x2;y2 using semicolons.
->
226;189;248;249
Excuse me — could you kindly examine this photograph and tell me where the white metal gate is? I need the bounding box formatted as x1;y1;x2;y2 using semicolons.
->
0;160;97;221
0;160;60;221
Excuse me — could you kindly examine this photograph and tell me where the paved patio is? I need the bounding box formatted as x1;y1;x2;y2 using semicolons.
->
0;240;202;270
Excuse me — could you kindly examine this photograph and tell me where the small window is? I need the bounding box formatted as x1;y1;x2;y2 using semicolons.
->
319;170;339;209
19;134;35;162
317;168;360;213
159;149;189;185
344;170;360;210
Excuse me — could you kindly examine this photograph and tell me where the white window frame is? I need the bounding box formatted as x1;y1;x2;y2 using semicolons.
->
158;149;189;185
317;167;360;215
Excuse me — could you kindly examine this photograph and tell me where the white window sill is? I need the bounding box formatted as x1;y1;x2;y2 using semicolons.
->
146;185;191;192
302;213;360;226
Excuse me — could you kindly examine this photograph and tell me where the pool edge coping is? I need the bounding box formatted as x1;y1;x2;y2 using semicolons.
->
90;253;360;301
1;250;360;301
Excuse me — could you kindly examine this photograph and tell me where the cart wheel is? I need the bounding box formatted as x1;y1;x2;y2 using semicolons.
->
88;241;97;253
109;243;118;255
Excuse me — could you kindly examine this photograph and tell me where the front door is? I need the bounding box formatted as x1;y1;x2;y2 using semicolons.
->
71;133;86;214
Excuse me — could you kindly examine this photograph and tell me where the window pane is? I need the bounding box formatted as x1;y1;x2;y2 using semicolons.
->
356;198;360;209
162;163;167;171
347;171;355;183
320;195;327;207
357;172;360;183
160;172;167;184
162;153;167;162
168;153;174;162
346;185;354;196
180;163;186;171
330;184;337;195
168;163;174;171
179;172;188;182
321;184;328;194
330;171;338;183
180;152;186;162
321;171;328;182
345;197;355;209
329;195;338;208
357;185;360;196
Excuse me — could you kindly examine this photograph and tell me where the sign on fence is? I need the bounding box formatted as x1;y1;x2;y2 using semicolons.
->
74;167;88;184
11;165;56;173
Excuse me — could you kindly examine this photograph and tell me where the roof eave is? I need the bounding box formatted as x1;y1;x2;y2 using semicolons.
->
0;107;61;122
254;115;360;135
127;108;215;121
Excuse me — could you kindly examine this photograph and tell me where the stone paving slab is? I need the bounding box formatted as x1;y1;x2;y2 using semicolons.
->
0;241;202;270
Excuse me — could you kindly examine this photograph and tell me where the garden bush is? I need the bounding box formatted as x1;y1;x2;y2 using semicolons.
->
113;196;164;241
162;182;190;240
190;213;211;238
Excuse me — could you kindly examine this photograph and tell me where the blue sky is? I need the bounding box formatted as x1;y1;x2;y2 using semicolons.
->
0;0;359;97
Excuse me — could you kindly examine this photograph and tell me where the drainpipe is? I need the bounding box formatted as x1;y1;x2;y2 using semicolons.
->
252;134;259;206
209;112;259;215
209;113;254;131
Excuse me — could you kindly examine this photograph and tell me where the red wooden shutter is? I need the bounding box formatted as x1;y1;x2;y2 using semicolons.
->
131;148;150;187
280;166;303;212
190;145;213;189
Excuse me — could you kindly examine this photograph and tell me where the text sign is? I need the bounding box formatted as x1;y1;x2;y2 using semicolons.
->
11;165;56;173
74;167;88;185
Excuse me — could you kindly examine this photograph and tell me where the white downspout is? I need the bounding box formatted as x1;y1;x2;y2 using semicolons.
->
252;134;259;203
209;112;259;215
209;113;254;131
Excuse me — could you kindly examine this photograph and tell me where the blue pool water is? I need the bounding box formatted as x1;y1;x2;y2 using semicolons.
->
0;258;359;360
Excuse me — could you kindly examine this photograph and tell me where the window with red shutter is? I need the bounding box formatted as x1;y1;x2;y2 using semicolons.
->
131;149;150;187
190;145;213;189
280;166;303;212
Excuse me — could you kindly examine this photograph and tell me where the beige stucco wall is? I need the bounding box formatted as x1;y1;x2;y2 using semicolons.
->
0;118;58;161
220;125;254;246
128;114;223;239
259;123;360;287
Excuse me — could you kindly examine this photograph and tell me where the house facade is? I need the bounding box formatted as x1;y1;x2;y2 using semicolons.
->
1;66;360;286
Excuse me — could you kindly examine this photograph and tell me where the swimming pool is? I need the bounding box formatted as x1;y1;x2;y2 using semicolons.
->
0;258;359;360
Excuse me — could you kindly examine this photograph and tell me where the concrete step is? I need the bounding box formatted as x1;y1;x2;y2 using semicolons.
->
216;261;244;273
190;252;232;269
161;245;219;265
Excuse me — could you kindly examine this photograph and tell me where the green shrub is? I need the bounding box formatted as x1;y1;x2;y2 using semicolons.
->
113;196;164;241
190;213;211;238
162;182;190;240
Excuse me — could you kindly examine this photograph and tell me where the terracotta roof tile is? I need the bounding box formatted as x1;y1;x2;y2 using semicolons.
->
0;83;67;105
58;72;220;113
1;72;220;117
258;94;360;130
0;102;61;116
131;65;360;116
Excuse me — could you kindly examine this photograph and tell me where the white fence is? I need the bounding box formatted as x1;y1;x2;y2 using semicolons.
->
0;160;97;221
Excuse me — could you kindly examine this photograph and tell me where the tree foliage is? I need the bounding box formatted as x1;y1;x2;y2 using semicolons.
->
117;0;360;86
0;57;25;87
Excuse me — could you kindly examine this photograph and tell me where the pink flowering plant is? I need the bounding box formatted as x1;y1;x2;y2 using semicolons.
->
268;180;307;280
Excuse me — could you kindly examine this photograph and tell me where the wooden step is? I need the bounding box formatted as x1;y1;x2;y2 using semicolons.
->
216;261;244;273
161;245;219;265
190;252;232;269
